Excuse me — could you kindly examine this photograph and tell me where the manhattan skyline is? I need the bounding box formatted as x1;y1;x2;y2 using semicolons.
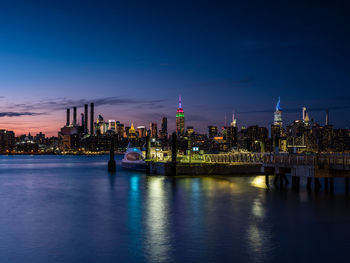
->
0;0;349;136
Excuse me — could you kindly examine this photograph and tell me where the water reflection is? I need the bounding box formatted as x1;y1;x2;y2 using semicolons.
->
246;190;273;262
251;176;268;189
144;177;173;263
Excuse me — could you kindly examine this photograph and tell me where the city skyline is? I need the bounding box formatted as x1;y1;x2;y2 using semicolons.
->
0;95;339;137
1;0;349;136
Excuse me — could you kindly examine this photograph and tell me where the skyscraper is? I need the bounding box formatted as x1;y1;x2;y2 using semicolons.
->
176;96;185;135
231;111;237;127
150;123;158;138
128;123;136;139
273;97;282;126
302;107;307;121
84;104;88;134
208;126;218;138
90;103;94;135
160;117;167;139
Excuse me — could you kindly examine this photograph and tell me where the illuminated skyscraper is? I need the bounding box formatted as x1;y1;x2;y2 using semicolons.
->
176;96;185;135
208;126;218;138
150;122;158;138
302;107;307;121
231;111;237;127
273;97;282;126
128;123;136;139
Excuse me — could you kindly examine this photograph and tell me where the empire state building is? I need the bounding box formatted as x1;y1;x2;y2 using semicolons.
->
176;96;185;135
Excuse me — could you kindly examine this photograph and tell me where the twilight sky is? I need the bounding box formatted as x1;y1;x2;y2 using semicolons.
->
0;0;349;136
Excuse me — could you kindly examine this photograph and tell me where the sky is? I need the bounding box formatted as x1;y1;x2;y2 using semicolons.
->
0;0;349;136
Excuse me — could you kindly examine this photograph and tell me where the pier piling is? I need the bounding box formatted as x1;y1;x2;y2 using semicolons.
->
108;137;116;172
265;175;269;186
345;177;349;195
307;177;312;191
146;135;151;175
324;178;329;193
171;132;177;176
330;178;334;194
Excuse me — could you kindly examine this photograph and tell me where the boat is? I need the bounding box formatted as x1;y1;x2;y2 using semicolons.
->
121;146;147;171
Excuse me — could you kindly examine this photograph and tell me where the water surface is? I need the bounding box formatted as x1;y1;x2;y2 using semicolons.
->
0;155;349;263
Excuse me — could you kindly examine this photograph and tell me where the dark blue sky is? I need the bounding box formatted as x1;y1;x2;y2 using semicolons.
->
0;0;349;135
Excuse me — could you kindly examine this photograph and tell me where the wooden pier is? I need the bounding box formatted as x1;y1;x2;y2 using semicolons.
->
262;154;350;193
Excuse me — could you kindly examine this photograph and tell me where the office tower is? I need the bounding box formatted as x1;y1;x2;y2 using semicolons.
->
273;97;282;126
176;96;185;135
160;117;167;139
231;111;237;127
304;112;310;126
137;126;146;138
187;126;194;135
84;104;88;134
73;107;77;126
90;103;94;135
108;120;116;131
326;110;329;125
128;123;136;139
302;107;307;121
150;123;158;138
117;123;124;138
66;108;70;126
208;126;218;139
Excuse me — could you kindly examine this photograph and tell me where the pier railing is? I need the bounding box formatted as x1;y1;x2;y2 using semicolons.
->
263;154;350;168
203;152;264;164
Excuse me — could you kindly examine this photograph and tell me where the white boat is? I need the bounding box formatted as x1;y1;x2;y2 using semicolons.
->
121;146;147;171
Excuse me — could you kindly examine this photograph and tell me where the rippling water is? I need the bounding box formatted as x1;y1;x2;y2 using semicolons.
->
0;155;350;263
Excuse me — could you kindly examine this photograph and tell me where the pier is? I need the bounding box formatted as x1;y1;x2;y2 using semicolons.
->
262;154;350;193
149;151;263;176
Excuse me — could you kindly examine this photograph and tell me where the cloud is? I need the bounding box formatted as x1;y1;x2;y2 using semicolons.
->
5;96;168;112
0;112;44;117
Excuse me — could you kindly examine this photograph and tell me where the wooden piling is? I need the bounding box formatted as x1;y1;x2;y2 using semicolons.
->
296;176;300;191
314;178;321;193
330;178;334;194
171;132;177;176
265;175;269;186
108;136;116;172
345;177;349;195
324;178;329;193
307;177;312;191
146;135;151;175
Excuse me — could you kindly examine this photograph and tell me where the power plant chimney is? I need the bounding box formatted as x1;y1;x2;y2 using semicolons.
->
66;108;70;126
81;113;84;128
73;107;77;126
84;104;88;134
326;109;329;126
90;102;94;135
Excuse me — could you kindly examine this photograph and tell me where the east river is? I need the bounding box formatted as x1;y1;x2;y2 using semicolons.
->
0;155;350;263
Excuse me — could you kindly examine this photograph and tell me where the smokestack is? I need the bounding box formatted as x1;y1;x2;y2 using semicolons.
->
90;102;94;135
84;104;88;134
326;109;329;126
81;113;84;127
73;107;77;126
66;108;70;126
